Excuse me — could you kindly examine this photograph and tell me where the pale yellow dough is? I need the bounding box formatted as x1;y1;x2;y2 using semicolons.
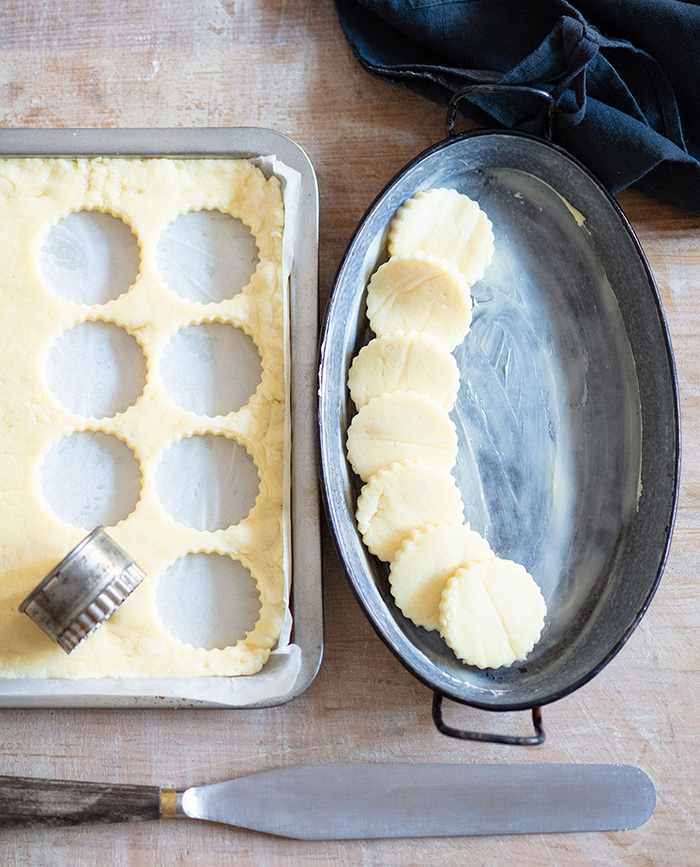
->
0;157;287;678
348;332;460;411
365;253;472;351
389;523;494;631
355;460;464;562
347;190;547;669
388;188;494;285
346;392;458;483
438;558;547;669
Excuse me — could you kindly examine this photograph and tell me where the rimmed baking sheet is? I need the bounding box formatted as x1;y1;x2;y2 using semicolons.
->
0;128;322;707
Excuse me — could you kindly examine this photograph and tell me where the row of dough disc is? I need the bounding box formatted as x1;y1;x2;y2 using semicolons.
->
346;189;546;670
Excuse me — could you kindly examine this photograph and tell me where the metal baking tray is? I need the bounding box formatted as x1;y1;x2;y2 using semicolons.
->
0;127;322;707
319;125;679;741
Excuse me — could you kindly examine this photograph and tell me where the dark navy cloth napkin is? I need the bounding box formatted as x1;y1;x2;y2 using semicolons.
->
335;0;700;214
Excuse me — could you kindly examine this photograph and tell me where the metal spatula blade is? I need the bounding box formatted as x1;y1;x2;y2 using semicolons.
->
181;763;655;839
0;763;655;838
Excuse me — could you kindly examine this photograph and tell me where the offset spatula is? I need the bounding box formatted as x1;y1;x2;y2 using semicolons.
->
0;764;655;838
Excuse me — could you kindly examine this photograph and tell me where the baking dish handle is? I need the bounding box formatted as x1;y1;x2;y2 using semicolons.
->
432;692;545;746
446;83;555;141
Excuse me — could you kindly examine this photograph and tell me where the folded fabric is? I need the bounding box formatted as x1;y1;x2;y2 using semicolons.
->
335;0;700;214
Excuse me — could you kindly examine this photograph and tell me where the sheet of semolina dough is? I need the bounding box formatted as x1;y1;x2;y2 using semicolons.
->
0;156;290;679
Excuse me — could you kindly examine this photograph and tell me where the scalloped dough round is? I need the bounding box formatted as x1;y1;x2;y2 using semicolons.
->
366;253;472;351
389;522;494;631
388;188;495;285
438;558;547;669
348;332;460;411
356;459;464;562
346;392;458;483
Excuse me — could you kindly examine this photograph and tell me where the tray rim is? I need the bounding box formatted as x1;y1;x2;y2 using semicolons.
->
0;126;323;708
318;127;680;713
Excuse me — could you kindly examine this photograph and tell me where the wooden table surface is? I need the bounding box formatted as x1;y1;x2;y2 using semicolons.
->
1;2;698;864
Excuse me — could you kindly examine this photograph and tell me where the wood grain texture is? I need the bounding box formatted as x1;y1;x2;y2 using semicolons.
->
0;776;161;827
0;1;698;864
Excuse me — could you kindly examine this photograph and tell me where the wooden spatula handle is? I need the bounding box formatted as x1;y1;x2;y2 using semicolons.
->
0;775;162;826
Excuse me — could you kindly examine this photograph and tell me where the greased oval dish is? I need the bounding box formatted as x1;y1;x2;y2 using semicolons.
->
319;130;679;714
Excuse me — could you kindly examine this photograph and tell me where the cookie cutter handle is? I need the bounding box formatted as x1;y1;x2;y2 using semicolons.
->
432;692;545;746
446;83;555;140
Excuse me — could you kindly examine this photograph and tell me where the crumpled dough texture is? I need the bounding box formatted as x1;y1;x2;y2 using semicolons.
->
355;459;464;562
0;157;286;678
388;188;494;286
348;332;460;411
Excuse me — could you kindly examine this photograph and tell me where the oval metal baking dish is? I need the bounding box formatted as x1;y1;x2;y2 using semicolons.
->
318;119;680;744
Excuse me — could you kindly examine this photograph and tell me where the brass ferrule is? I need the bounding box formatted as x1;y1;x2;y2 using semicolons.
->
160;788;178;819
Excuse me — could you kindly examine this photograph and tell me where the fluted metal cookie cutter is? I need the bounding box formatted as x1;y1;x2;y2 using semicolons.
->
18;527;146;654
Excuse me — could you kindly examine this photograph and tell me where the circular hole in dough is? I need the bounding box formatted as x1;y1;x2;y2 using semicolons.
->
438;558;547;669
348;332;460;411
156;552;261;650
155;434;259;531
366;253;472;351
40;430;142;529
40;210;141;305
388;188;495;285
161;322;262;416
156;209;260;303
45;321;146;419
356;459;464;562
389;522;494;632
346;392;458;483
